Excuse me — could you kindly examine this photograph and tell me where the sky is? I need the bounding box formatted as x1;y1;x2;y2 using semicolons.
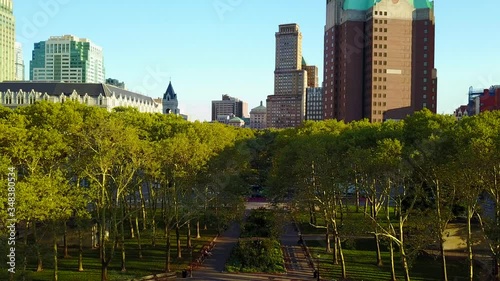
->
13;0;500;121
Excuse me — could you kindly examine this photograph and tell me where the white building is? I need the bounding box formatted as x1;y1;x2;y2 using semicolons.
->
0;0;15;82
15;42;24;81
0;82;162;113
250;101;267;129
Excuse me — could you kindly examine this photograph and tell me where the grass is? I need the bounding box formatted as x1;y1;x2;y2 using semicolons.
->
0;226;218;281
307;237;485;281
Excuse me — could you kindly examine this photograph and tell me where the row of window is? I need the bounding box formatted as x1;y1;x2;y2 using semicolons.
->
373;102;387;107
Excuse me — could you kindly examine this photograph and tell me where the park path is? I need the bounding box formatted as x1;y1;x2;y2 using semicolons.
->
181;202;317;281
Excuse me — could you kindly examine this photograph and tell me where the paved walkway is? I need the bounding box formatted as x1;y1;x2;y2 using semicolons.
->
182;202;317;280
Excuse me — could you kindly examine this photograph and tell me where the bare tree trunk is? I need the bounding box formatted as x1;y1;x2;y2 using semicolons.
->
78;228;84;272
326;230;331;253
139;186;147;231
165;226;171;272
333;235;339;264
389;239;396;281
375;232;383;266
53;228;58;281
22;221;29;279
435;180;449;281
135;214;143;259
338;236;347;279
196;220;201;238
128;208;135;239
355;177;360;213
176;223;182;258
63;221;69;258
467;205;474;281
187;220;192;248
325;211;331;253
121;204;127;272
33;222;43;272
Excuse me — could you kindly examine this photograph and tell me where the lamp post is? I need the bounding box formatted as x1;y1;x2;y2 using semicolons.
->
316;254;320;281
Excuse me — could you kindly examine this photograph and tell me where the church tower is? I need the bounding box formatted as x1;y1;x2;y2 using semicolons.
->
162;81;180;115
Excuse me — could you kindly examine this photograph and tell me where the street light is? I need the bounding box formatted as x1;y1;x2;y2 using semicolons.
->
316;254;320;281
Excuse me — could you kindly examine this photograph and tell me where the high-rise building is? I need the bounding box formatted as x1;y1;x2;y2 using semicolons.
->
306;87;323;121
30;35;105;83
267;24;308;128
323;0;437;123
212;94;248;121
15;42;24;81
302;58;319;88
0;0;15;82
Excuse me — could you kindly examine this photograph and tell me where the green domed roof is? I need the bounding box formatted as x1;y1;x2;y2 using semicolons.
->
410;0;434;9
342;0;433;10
229;116;244;123
343;0;381;10
250;101;267;114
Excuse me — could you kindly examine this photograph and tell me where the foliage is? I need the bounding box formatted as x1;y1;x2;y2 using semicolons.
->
241;208;281;239
225;238;285;273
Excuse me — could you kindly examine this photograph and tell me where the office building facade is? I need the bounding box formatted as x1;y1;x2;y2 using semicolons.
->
0;0;15;82
306;87;323;121
267;24;308;128
212;94;248;121
15;42;24;81
30;35;105;83
323;0;437;122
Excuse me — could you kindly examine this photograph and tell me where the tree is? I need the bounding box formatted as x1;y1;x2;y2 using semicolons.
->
403;109;457;281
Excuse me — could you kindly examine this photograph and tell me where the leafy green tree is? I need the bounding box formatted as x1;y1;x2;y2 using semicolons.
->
403;109;457;281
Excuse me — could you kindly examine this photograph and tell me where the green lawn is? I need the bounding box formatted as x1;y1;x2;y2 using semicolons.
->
307;238;484;281
0;227;218;281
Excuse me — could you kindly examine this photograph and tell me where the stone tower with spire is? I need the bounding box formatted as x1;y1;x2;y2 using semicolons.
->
162;81;180;115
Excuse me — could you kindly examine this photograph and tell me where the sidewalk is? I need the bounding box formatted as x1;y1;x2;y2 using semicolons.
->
183;202;317;280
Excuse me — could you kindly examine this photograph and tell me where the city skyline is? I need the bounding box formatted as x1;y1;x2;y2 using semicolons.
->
12;0;500;121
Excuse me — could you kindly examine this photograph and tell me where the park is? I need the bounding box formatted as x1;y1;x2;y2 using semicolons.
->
0;102;499;281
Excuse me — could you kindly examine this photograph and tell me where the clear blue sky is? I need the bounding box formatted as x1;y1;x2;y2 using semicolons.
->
13;0;500;121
